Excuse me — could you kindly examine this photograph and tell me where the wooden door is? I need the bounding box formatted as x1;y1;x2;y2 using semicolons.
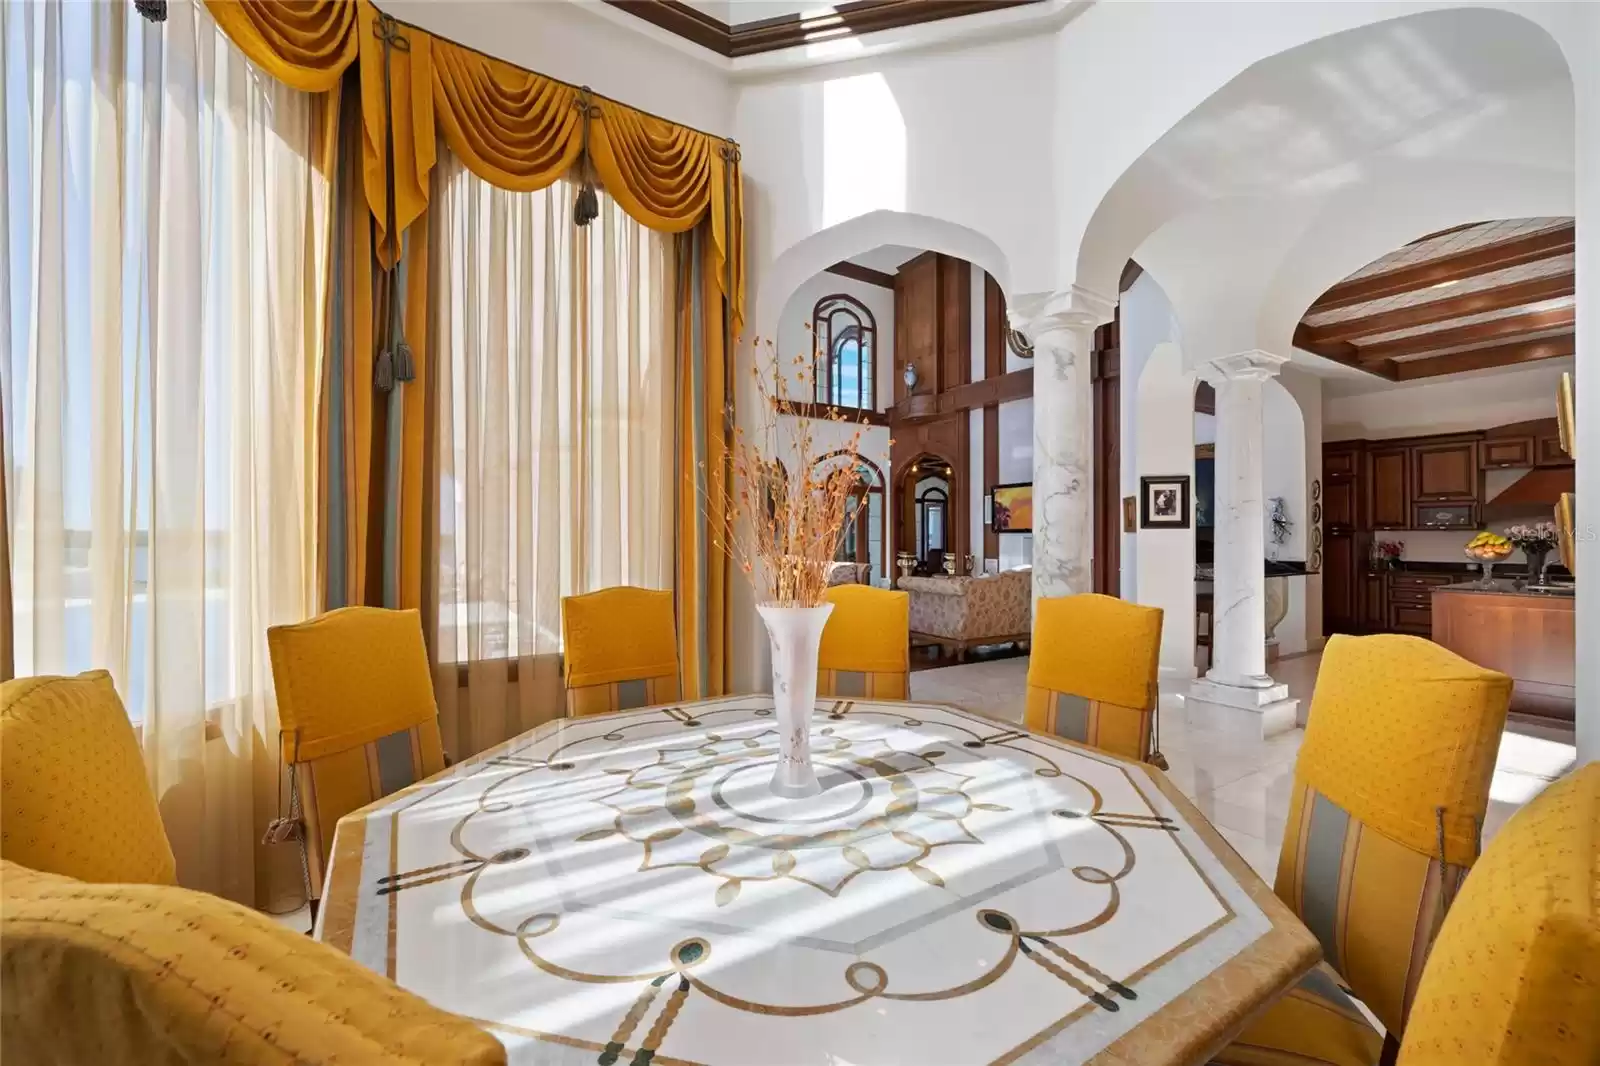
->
1412;439;1478;500
1323;531;1358;635
1367;447;1410;529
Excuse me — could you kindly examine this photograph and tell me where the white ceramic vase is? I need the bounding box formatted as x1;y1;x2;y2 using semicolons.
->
757;601;834;799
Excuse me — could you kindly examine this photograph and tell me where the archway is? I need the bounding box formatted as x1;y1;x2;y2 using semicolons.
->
895;453;960;577
811;450;887;583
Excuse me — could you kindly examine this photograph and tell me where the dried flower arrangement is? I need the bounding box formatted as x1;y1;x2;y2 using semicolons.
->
701;335;884;609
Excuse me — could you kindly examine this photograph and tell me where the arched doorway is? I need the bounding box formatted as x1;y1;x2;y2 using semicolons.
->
897;453;958;576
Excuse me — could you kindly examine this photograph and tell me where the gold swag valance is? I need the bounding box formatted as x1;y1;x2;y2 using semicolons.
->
204;0;744;328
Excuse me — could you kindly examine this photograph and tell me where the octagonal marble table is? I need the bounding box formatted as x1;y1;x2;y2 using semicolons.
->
318;697;1318;1065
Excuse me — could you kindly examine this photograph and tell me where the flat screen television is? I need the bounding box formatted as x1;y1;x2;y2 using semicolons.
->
991;482;1032;534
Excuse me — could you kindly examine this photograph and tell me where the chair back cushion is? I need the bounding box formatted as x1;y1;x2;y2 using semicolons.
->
818;586;909;700
1277;633;1512;1037
1399;763;1599;1066
0;672;176;886
1024;594;1162;762
267;608;447;896
561;587;680;716
0;860;507;1066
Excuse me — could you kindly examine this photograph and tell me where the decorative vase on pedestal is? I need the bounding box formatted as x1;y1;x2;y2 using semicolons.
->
757;602;834;799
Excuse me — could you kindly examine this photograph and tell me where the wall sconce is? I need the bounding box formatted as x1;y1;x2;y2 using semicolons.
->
902;362;918;390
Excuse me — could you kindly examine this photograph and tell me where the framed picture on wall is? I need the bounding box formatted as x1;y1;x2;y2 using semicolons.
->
1139;475;1191;529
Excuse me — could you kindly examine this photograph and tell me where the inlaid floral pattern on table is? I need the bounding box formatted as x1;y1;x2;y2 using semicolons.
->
323;698;1273;1066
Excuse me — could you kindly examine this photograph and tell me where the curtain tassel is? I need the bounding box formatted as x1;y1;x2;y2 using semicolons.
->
393;339;415;384
573;88;601;228
375;349;396;392
134;0;167;22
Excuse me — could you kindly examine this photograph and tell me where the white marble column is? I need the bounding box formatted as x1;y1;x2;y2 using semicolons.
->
1188;350;1299;738
1010;286;1116;609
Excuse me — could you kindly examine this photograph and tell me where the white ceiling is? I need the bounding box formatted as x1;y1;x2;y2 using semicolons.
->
681;1;833;27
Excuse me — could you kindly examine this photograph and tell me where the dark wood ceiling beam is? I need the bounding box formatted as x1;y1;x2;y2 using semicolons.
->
1307;223;1573;313
825;260;896;290
603;0;1041;59
1292;323;1393;379
1309;272;1573;344
1393;333;1575;381
1354;306;1576;363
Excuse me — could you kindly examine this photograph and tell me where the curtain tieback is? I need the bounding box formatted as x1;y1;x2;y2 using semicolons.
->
374;12;414;393
573;89;601;227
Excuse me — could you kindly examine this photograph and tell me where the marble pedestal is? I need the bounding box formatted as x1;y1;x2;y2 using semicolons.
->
1187;677;1299;739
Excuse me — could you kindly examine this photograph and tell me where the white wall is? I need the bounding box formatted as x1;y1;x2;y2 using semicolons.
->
1132;338;1198;680
996;398;1033;570
1276;365;1324;653
1323;360;1573;441
1118;271;1183;599
774;271;895;580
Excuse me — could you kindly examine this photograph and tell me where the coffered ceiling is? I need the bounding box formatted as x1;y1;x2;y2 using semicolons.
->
603;0;1041;57
1294;217;1575;383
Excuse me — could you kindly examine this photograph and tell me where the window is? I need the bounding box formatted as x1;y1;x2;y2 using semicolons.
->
432;154;674;668
2;1;324;722
815;452;885;579
812;294;876;410
916;477;950;563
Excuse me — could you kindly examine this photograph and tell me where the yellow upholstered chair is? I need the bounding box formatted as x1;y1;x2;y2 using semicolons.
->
0;860;506;1065
266;607;446;913
1214;634;1513;1066
1398;761;1598;1066
1023;593;1163;763
817;585;910;700
0;671;176;887
561;586;680;716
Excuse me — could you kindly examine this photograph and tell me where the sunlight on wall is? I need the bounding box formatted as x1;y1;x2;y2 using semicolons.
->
822;74;906;226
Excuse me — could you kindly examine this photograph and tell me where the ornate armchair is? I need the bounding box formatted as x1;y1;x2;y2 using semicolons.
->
900;568;1031;661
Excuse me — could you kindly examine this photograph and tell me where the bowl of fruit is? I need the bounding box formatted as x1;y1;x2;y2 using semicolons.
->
1464;531;1513;585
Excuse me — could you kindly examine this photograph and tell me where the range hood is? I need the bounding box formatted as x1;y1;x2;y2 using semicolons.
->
1482;466;1575;517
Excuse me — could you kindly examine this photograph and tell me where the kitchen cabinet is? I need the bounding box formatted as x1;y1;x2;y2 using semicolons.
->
1323;479;1357;531
1386;572;1453;635
1411;437;1478;500
1359;571;1387;632
1323;531;1358;635
1324;444;1361;481
1433;587;1574;722
1536;432;1573;467
1481;436;1534;468
1413;502;1478;530
1366;447;1410;529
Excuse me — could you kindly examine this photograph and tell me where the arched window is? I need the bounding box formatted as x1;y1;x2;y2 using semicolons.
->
813;452;887;579
812;295;876;410
916;480;950;563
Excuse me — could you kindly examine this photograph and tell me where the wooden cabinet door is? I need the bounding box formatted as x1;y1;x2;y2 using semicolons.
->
1323;479;1357;530
1360;572;1387;632
1323;532;1357;634
1367;447;1410;528
1324;445;1360;481
1481;436;1534;468
1536;433;1574;467
1412;439;1478;500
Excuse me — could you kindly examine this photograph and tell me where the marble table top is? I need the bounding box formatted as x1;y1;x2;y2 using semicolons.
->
319;697;1317;1065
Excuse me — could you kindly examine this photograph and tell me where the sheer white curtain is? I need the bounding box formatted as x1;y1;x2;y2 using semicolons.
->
1;0;326;905
432;153;674;757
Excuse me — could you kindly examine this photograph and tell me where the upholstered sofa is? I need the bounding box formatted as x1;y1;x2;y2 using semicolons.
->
827;561;871;586
899;568;1031;661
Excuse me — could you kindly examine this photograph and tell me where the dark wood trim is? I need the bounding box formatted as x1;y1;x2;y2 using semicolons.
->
982;274;1005;563
1393;333;1575;381
936;368;1031;416
825;260;896;290
1092;316;1121;597
1311;224;1572;313
1194;381;1215;415
1308;273;1573;344
603;0;1041;58
778;400;890;426
1292;323;1393;379
1356;306;1575;363
1119;259;1144;293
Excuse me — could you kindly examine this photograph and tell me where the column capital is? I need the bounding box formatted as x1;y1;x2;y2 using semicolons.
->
1007;285;1117;342
1208;349;1289;382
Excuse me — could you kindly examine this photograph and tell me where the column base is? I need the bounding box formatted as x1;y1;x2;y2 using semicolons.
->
1186;678;1299;739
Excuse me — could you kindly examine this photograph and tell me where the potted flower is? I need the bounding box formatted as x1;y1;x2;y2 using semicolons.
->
1505;522;1560;584
702;336;880;799
1375;540;1405;571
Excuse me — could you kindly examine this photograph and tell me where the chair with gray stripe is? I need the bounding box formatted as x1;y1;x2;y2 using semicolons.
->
266;607;448;921
561;587;681;716
817;585;910;701
1023;593;1164;765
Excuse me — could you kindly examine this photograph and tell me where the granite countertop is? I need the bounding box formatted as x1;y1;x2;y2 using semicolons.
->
1433;579;1576;598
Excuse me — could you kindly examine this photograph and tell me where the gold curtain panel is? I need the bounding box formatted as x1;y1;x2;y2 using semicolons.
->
204;0;744;324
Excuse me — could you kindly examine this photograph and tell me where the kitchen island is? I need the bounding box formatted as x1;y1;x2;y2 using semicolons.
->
1432;580;1575;724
